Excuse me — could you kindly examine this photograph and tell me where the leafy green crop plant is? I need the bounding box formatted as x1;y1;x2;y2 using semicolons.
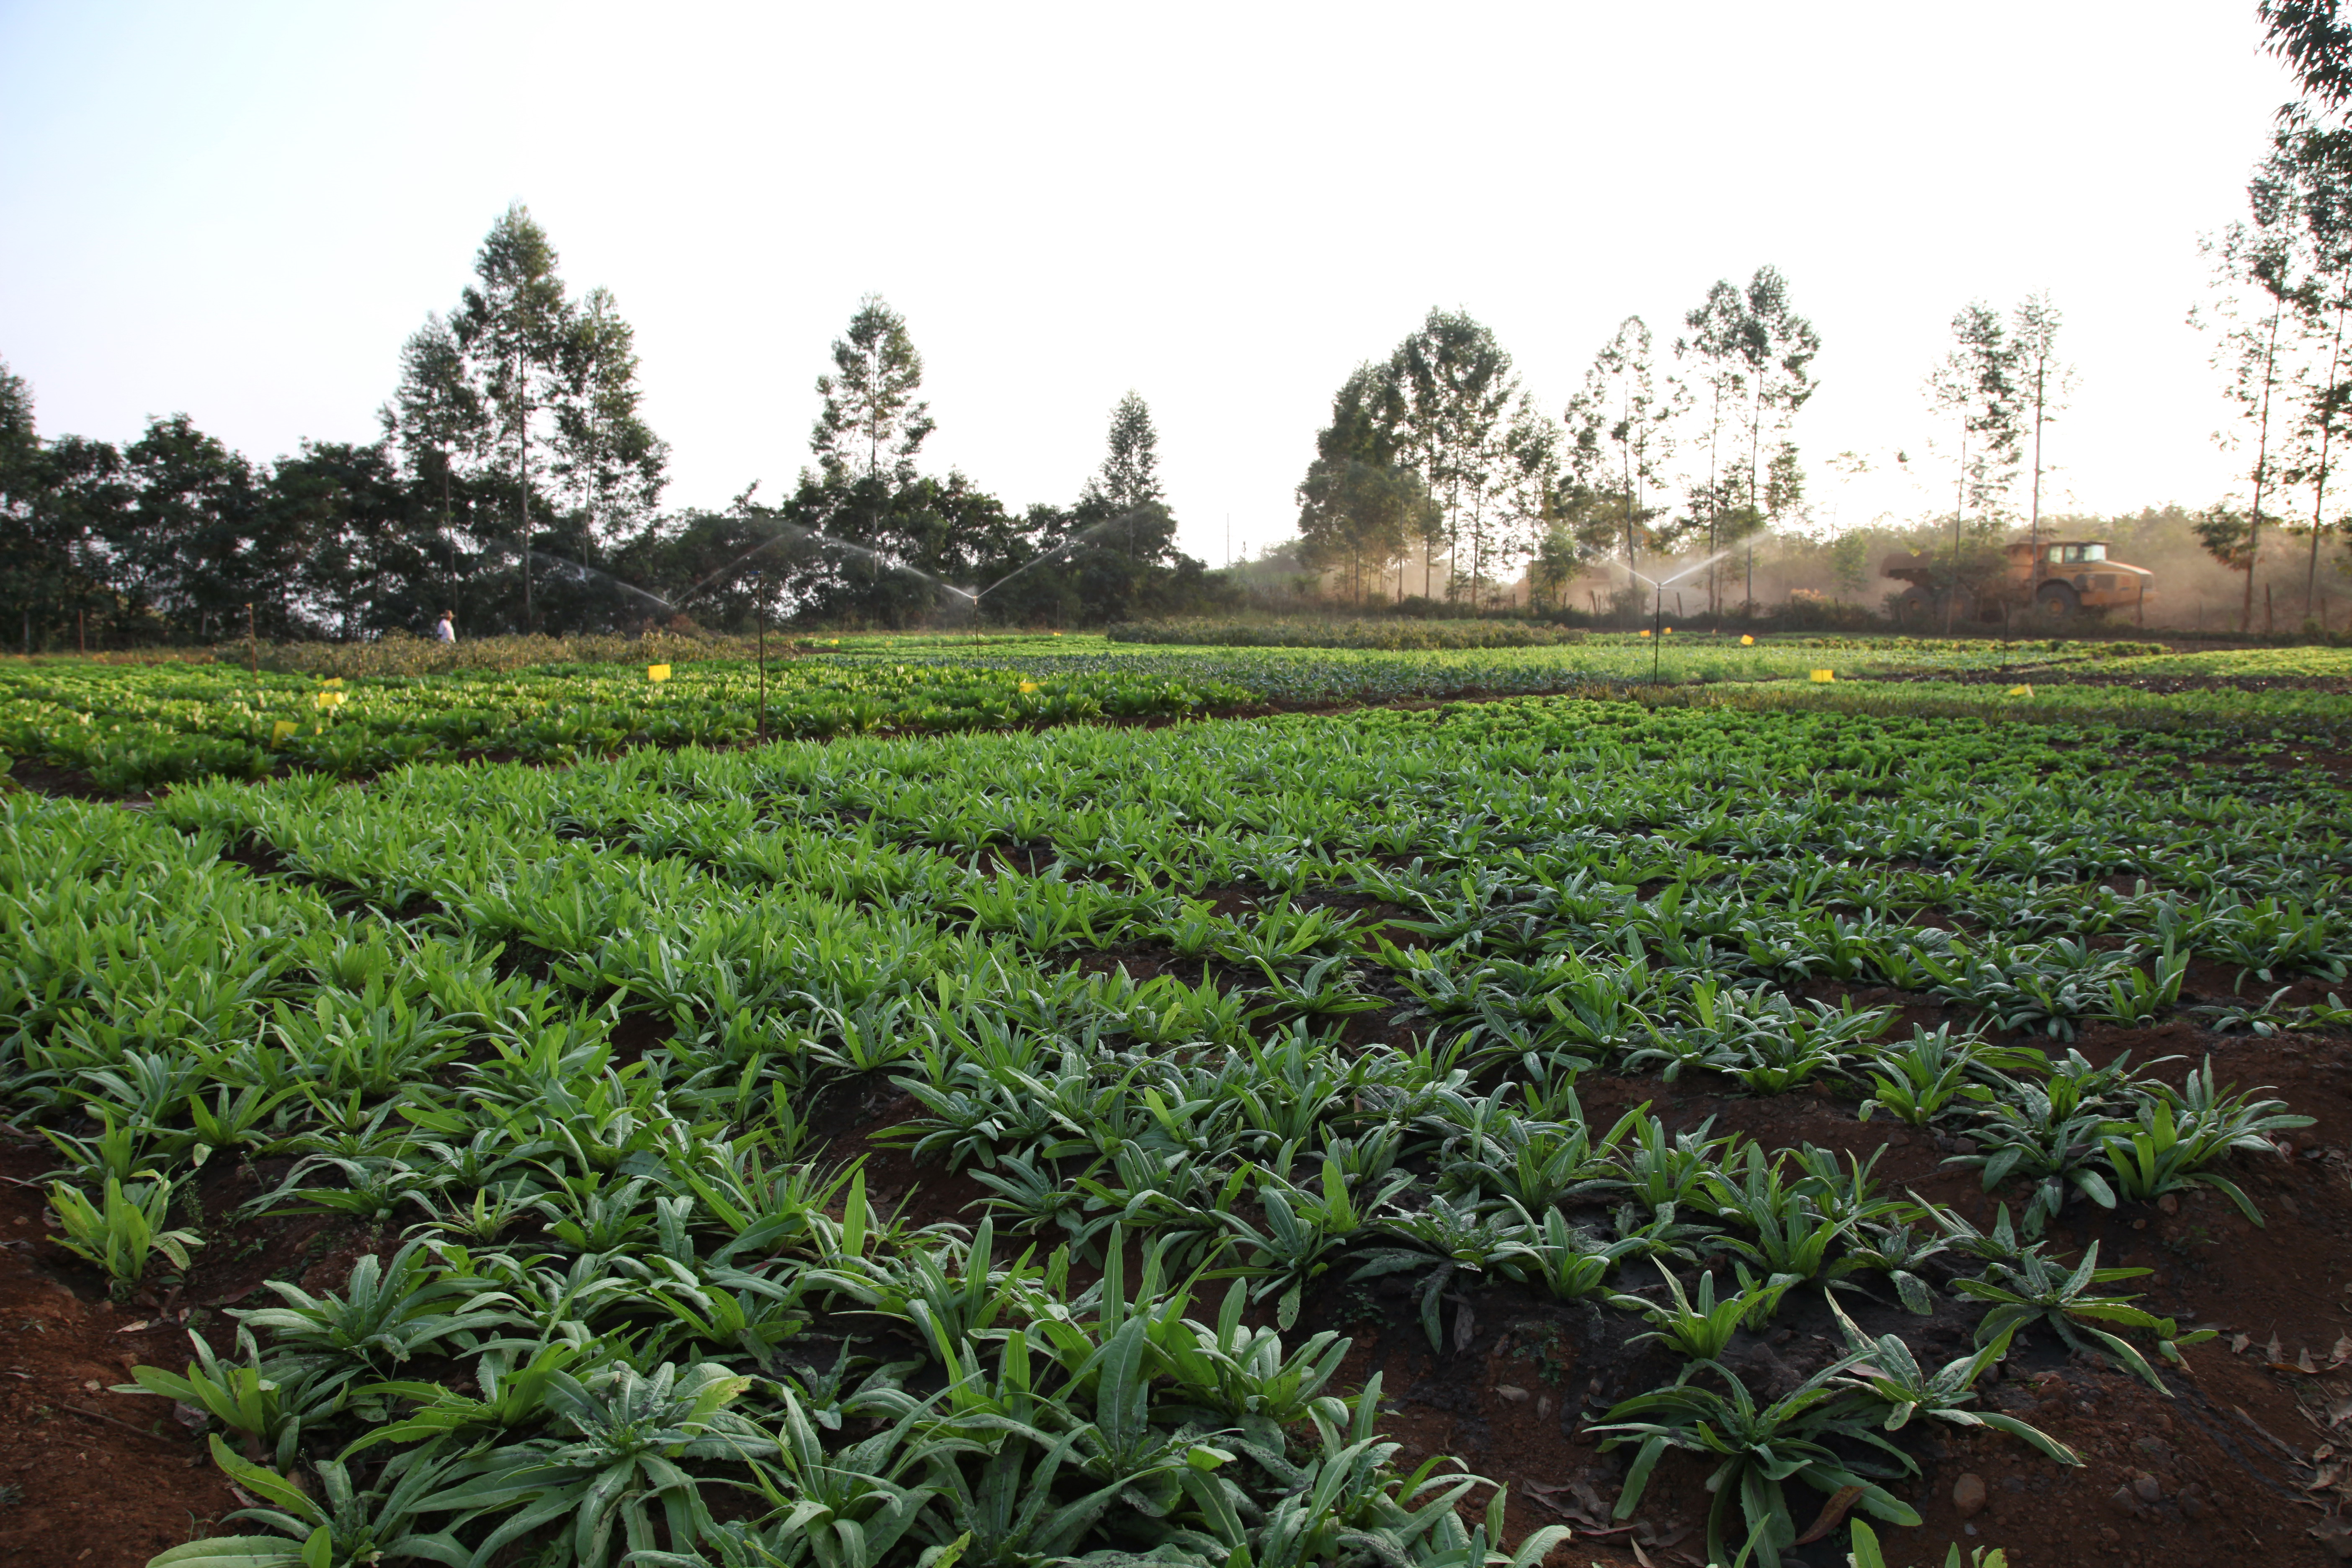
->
47;1173;200;1299
1586;1357;1921;1568
1951;1241;2208;1392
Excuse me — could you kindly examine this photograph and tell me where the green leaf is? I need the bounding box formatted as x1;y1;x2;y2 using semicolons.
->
144;1539;303;1568
205;1435;323;1526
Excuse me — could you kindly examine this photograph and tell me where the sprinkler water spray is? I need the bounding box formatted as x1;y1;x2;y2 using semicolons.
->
1614;551;1736;686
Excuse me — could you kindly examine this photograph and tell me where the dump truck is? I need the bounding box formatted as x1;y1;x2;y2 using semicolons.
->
1882;538;2154;625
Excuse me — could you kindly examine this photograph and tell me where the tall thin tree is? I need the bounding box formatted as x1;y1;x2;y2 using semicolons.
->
2008;293;2074;604
1731;266;1821;611
2196;156;2304;632
454;203;573;632
1676;282;1748;613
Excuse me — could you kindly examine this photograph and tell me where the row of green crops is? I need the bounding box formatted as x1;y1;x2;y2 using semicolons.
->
0;659;1253;792
1105;621;1593;650
8;637;2348;796
3;696;2343;1565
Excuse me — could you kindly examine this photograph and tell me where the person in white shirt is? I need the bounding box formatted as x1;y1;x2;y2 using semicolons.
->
434;612;456;643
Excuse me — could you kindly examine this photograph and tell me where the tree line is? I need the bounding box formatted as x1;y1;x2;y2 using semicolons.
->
0;204;1221;649
1282;3;2352;637
2184;5;2352;632
1291;273;1823;619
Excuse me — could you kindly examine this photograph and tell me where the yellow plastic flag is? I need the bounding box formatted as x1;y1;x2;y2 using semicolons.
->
313;690;346;711
647;664;672;683
1019;681;1040;693
1810;669;1835;683
270;720;299;743
321;677;344;689
1740;634;1754;646
1664;626;1674;635
1638;629;1651;638
2007;683;2033;696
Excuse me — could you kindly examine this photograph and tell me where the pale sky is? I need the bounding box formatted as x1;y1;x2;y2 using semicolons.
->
0;3;2307;568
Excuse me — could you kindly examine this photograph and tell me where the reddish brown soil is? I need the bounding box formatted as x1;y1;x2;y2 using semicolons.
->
10;1014;2352;1565
0;1136;237;1565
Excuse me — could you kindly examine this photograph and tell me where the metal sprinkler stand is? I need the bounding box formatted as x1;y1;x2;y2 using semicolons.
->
757;611;768;744
1653;591;1665;687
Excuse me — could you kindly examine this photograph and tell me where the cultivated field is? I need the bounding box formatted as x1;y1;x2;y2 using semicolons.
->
0;637;2347;1568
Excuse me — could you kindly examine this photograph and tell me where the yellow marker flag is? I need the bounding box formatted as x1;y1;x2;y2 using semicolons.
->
1019;681;1040;693
1740;634;1754;646
2007;683;2033;696
1664;627;1674;635
270;720;299;743
313;690;345;711
647;664;672;683
1810;669;1835;683
1638;629;1651;638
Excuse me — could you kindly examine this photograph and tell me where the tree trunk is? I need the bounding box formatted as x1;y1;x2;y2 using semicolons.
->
518;352;534;636
2310;293;2347;619
2245;295;2284;635
1947;424;1966;635
2027;358;2046;605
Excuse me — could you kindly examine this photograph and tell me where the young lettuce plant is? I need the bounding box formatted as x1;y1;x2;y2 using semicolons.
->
1586;1357;1920;1568
1952;1242;2208;1393
416;1360;777;1568
1221;1160;1406;1329
1825;1297;2081;1466
118;1328;340;1470
2099;1057;2311;1221
1854;1025;1996;1127
47;1173;199;1300
1847;1519;2010;1568
150;1434;466;1568
1629;1269;1785;1363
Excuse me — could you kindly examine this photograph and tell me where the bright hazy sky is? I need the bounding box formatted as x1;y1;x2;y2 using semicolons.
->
0;3;2308;568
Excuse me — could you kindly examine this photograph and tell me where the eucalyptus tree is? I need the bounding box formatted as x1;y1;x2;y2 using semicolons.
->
1088;391;1165;512
1759;440;1804;603
1675;282;1749;611
1296;365;1427;603
796;295;945;623
1566;316;1682;586
1481;394;1566;606
2008;293;2075;588
553;286;668;546
1731;266;1821;610
2195;152;2305;632
811;294;934;488
387;314;486;622
1924;303;2022;629
1385;308;1520;602
2272;110;2352;619
454;202;575;632
2261;0;2352;117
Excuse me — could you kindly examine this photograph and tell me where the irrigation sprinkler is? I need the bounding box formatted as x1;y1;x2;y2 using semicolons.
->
245;602;258;681
1615;552;1733;687
757;611;768;743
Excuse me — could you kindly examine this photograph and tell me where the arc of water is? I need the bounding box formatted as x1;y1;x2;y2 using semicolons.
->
676;522;974;609
967;510;1154;602
521;549;681;614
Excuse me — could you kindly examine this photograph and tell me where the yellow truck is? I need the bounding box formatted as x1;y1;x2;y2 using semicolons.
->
1883;538;2154;624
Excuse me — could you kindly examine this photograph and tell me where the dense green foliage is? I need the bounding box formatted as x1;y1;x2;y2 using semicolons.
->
5;637;2345;794
2;688;2340;1565
0;658;1249;791
1106;622;1590;650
